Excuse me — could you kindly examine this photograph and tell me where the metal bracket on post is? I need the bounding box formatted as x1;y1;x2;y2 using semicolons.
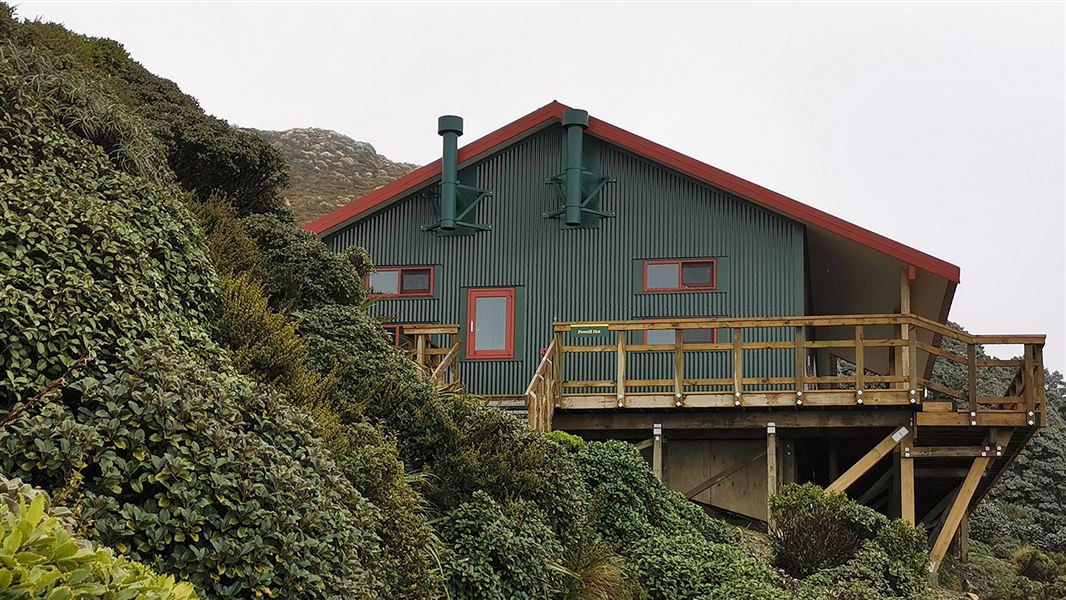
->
422;115;494;235
543;109;616;227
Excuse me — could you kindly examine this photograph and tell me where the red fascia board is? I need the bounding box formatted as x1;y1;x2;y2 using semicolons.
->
305;101;960;285
304;101;568;236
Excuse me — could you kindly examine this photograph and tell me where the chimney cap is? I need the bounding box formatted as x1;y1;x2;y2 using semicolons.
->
438;115;464;136
562;109;589;129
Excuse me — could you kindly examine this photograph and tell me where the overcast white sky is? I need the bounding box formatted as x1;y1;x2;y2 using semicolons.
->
16;1;1066;372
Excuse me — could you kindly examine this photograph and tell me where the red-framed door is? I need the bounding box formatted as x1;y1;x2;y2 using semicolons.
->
466;288;516;359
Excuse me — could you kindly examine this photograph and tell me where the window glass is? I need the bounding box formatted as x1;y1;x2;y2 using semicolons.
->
681;261;714;288
646;263;680;290
401;268;431;294
647;329;676;345
474;296;509;351
369;271;400;295
683;329;714;343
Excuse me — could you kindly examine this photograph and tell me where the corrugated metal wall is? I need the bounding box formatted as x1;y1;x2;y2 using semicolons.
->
325;125;806;395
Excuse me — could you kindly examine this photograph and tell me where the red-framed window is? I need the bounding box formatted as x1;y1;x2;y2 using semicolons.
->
367;266;434;298
467;288;515;360
643;259;717;292
643;328;719;345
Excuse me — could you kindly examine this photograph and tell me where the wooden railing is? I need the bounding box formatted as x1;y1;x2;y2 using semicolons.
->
523;314;1045;432
399;324;461;386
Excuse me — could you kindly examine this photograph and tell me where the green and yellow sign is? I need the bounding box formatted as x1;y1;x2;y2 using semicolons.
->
570;323;609;336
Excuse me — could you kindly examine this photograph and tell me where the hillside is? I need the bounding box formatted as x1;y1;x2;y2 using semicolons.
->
244;127;416;223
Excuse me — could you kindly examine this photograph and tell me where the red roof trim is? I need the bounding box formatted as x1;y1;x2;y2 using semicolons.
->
305;101;960;284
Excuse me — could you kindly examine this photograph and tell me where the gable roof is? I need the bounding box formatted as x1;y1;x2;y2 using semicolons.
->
305;101;961;284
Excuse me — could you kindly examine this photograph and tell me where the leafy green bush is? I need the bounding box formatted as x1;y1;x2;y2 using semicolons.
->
770;484;928;598
0;46;216;406
0;476;198;599
769;483;886;577
244;215;373;310
438;491;565;599
0;343;385;598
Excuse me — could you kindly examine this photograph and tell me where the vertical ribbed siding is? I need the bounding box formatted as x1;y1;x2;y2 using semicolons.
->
324;125;805;395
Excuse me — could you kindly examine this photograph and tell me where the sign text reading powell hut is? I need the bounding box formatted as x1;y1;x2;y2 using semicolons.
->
569;323;609;336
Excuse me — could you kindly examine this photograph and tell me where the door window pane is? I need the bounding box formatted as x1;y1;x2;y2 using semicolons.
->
474;296;509;351
682;261;714;288
369;271;399;295
647;329;676;345
401;268;431;294
646;263;680;290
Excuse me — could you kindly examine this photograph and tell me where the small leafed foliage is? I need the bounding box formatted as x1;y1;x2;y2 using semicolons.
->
0;477;197;599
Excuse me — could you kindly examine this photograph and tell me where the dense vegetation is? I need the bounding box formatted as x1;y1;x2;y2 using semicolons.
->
1;5;1063;598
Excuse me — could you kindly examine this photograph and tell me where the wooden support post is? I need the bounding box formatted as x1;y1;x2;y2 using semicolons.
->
794;326;805;401
827;426;909;493
967;343;978;418
1034;345;1046;425
733;328;744;405
929;456;992;573
958;514;970;561
855;325;865;401
767;422;778;519
616;332;627;408
673;331;684;406
416;334;426;368
900;431;916;525
652;423;663;482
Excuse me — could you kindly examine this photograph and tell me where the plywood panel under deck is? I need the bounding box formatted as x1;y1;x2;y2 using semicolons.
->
665;439;770;521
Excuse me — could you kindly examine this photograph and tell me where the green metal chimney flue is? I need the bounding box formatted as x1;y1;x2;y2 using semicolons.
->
422;115;492;235
437;115;463;231
544;108;616;228
563;109;589;226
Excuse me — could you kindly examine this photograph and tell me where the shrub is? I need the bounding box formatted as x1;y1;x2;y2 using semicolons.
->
0;475;198;599
188;196;267;280
628;532;773;600
0;343;385;598
438;491;565;600
243;215;373;310
0;47;216;406
1012;546;1062;582
576;441;734;548
548;430;587;453
769;483;886;578
770;484;928;598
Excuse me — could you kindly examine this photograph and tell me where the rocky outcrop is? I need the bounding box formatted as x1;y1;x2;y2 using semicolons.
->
245;127;416;224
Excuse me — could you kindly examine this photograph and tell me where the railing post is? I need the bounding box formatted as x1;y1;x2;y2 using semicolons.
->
732;328;743;406
673;330;684;407
907;324;918;401
652;423;663;481
416;333;426;368
855;325;865;403
616;331;626;408
794;326;805;404
968;343;978;419
1023;344;1035;425
552;332;563;409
